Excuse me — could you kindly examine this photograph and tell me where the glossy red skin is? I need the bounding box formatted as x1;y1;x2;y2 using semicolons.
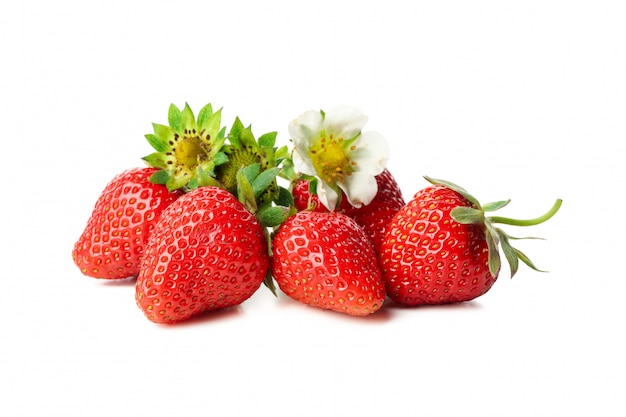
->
380;186;497;306
271;211;386;316
136;186;269;324
292;169;405;252
72;168;182;279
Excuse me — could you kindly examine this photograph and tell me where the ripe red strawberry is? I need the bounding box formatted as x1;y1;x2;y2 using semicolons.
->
135;186;270;324
72;167;182;279
271;211;386;316
380;177;562;306
292;169;405;251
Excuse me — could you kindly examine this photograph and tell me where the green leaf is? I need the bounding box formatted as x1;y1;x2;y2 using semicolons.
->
424;176;481;208
263;270;278;297
237;167;257;213
252;167;280;198
258;131;277;148
484;222;501;278
213;151;229;166
142;152;170;169
196;103;213;129
495;228;519;278
257;205;292;228
275;186;294;208
450;206;484;224
482;200;511;212
514;248;547;273
239;126;257;148
149;169;170;185
196;165;220;188
144;133;170;153
180;103;196;131
168;103;182;133
152;123;175;143
228;117;244;148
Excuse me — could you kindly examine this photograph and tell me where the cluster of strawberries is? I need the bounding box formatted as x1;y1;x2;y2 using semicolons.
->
72;103;561;324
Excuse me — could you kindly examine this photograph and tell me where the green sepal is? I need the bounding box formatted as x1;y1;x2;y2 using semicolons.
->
152;123;175;143
168;103;182;133
257;205;294;228
149;169;170;185
275;186;295;208
482;200;511;212
253;167;280;199
263;270;278;297
145;133;170;153
424;176;481;208
213;151;229;166
495;227;519;278
142;152;169;169
451;206;485;225
236;166;257;213
180;103;197;132
196;103;213;129
258;131;277;148
196;165;221;188
484;222;502;277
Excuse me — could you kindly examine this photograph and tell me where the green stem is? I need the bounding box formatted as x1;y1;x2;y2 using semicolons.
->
489;199;562;227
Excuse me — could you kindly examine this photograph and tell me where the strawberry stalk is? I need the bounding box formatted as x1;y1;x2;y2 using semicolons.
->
425;176;562;279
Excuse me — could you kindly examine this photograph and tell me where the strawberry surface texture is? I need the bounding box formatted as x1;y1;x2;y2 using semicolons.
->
380;185;495;306
135;186;270;323
72;167;182;279
271;211;386;316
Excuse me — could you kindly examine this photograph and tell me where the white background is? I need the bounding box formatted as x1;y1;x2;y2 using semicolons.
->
2;1;625;416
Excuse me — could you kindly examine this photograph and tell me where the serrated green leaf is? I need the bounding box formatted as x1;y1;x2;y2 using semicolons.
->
168;103;182;133
252;167;280;198
258;131;277;148
142;152;170;169
149;169;170;185
450;206;484;225
144;133;170;153
482;200;511;212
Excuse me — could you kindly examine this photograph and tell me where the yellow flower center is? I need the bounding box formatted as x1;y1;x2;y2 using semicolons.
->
309;134;356;184
174;129;210;171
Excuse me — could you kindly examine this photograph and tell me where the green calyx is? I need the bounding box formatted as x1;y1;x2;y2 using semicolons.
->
425;176;563;279
142;103;227;191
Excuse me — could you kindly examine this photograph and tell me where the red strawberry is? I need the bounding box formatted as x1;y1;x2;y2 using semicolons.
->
135;186;270;324
72;167;182;279
271;211;386;316
380;177;562;306
292;169;405;251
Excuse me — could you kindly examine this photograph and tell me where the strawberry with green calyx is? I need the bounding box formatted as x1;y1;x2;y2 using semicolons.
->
73;168;183;279
135;186;271;324
380;177;562;306
142;102;227;191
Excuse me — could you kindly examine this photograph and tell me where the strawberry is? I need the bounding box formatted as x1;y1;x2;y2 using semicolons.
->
292;169;405;252
380;177;562;306
135;186;270;324
270;211;386;316
72;167;182;279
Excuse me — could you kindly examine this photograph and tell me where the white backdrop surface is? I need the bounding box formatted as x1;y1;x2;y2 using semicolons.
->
1;1;625;416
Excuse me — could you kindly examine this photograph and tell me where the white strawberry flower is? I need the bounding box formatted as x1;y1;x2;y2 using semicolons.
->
288;105;389;210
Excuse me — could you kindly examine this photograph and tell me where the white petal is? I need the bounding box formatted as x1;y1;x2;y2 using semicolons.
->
324;105;368;140
339;172;378;208
292;147;317;177
288;110;323;145
350;131;390;176
316;180;339;211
